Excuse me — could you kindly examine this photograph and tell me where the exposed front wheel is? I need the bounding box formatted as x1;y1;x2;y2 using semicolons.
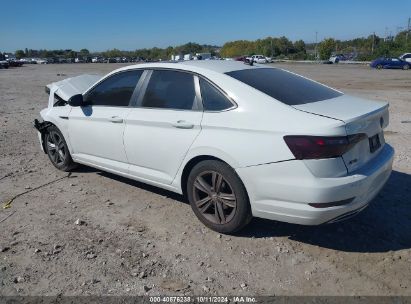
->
376;64;383;69
403;64;410;70
187;160;252;234
45;126;77;171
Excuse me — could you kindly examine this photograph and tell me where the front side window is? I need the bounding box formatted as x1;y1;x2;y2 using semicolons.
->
141;70;196;110
199;78;233;111
226;68;342;105
85;70;143;106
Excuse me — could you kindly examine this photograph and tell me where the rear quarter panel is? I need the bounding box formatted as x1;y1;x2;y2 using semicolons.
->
172;71;348;189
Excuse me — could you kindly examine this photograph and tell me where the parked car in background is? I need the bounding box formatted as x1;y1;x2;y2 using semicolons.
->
399;53;411;63
370;57;410;70
247;55;268;63
234;56;247;62
35;61;393;233
35;58;48;64
329;54;344;64
0;60;9;69
195;53;212;60
329;54;355;63
7;60;24;67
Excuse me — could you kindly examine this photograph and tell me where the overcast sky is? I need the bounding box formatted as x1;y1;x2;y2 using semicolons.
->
1;0;410;52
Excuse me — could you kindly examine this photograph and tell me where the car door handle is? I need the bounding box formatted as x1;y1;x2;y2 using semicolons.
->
172;120;194;129
108;116;123;123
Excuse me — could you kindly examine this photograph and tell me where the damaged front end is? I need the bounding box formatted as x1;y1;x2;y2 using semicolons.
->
34;119;52;153
34;74;101;153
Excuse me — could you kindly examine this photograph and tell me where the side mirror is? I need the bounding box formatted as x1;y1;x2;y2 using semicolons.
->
68;94;84;107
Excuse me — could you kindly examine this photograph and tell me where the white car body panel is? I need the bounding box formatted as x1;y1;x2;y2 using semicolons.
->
237;143;393;224
124;108;203;184
37;61;394;225
294;94;389;173
68;106;131;173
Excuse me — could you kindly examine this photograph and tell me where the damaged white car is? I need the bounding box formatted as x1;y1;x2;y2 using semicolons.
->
35;61;394;233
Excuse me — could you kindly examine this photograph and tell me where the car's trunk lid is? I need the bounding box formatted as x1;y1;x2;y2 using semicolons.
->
293;94;389;173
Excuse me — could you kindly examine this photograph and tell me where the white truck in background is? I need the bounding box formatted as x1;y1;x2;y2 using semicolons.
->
246;55;270;63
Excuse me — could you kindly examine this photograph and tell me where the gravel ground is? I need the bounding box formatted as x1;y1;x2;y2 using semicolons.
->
0;63;410;296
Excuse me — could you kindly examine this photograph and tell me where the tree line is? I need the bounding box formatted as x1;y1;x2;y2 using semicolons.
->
220;31;410;60
315;31;411;60
11;43;218;61
8;31;411;61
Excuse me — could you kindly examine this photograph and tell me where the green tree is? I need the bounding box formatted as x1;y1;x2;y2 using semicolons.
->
15;50;25;59
294;40;306;53
318;38;336;60
79;48;90;56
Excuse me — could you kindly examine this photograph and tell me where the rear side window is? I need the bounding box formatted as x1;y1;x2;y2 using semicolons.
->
141;70;196;110
199;78;233;111
85;70;143;106
225;68;342;105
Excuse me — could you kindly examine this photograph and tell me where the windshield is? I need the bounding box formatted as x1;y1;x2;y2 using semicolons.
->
225;68;343;105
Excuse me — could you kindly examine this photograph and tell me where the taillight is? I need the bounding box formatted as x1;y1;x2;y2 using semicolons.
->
283;134;366;160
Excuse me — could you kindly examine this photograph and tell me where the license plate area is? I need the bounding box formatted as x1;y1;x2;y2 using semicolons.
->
369;134;381;153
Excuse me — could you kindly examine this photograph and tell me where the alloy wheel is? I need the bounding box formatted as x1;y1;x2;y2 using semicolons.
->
47;131;67;165
192;171;237;224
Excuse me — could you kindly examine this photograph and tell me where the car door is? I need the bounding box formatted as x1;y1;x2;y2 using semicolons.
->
68;69;144;172
124;69;203;185
389;58;401;68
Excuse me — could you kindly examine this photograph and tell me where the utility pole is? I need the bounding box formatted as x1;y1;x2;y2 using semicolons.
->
372;32;375;54
406;17;410;43
270;39;273;57
315;31;318;60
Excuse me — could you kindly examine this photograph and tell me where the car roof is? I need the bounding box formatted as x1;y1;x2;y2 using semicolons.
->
179;60;263;73
118;60;263;75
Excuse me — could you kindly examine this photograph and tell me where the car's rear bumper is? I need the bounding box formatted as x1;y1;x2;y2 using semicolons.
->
236;144;394;225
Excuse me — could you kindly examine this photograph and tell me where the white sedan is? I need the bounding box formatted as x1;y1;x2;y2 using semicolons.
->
35;61;394;233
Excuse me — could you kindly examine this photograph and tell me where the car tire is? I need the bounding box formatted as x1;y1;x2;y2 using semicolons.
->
376;64;383;69
187;160;252;234
403;65;410;70
44;126;77;172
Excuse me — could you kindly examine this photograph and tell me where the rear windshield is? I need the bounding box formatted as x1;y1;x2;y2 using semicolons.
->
225;68;342;105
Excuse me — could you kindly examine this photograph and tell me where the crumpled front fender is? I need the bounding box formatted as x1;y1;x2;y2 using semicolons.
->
33;119;52;154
